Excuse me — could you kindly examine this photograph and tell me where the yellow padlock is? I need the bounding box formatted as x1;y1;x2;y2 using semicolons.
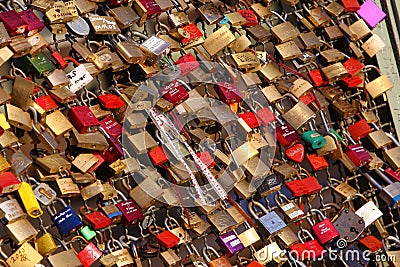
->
18;182;43;218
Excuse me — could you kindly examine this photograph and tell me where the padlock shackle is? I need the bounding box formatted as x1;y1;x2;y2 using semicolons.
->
297;229;314;244
247;201;269;220
307;209;327;226
164;216;180;231
202;246;220;262
363;65;383;76
70;236;89;255
107;239;124;252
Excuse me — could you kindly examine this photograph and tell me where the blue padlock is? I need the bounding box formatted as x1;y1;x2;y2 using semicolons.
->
301;130;327;149
47;198;82;236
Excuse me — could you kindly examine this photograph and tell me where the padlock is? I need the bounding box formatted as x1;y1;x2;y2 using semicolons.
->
0;3;28;35
208;208;238;234
5;217;38;245
202;25;236;56
246;24;271;42
275;193;304;221
106;239;134;267
148;225;180;249
160;249;180;267
0;171;21;194
70;236;102;267
254;241;287;265
79;225;96;241
306;154;329;171
98;199;123;222
88;15;120;35
237;257;264;267
268;11;300;43
47;198;82;236
368;129;393;149
0;195;26;223
357;0;386;28
276;122;301;148
47;237;82;267
346;193;383;228
275;93;315;130
341;0;360;11
248;200;286;235
1;236;43;267
359;235;383;252
29;177;57;206
273;162;297;179
345;144;373;167
36;224;57;256
216;231;245;257
307;209;340;245
80;205;111;230
115;190;144;225
384;146;400;172
301;130;327;149
5;103;32;131
68;105;100;133
203;245;233;267
18;181;43;218
165;216;190;245
290;229;324;261
332;202;365;242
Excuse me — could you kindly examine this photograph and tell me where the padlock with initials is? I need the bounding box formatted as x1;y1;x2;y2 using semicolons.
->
275;193;304;221
70;236;102;267
307;209;339;245
216;231;245;257
80;206;111;230
47;198;82;236
115;190;144;225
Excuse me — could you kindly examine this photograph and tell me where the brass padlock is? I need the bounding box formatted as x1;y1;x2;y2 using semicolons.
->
300;31;322;50
383;147;400;172
349;19;371;41
270;14;300;43
332;100;358;117
275;93;315;130
72;153;99;173
321;62;349;82
258;62;282;82
246;24;271;42
368;130;393;149
275;41;302;60
46;69;70;89
88;15;121;35
56;177;81;198
45;110;74;136
197;3;224;24
5;218;38;245
5;104;32;131
36;154;71;174
364;66;393;99
203;25;236;57
9;35;32;58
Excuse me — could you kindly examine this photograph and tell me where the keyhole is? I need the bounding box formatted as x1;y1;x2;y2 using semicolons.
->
350;227;360;235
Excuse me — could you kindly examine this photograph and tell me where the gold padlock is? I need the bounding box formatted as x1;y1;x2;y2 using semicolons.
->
368;130;393;149
56;177;80;198
203;25;236;57
5;104;32;131
383;147;400;172
5;218;38;245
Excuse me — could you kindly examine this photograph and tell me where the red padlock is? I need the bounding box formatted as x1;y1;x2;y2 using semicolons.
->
345;144;372;166
70;236;102;267
301;176;322;195
348;119;371;141
285;143;305;163
80;206;111;230
174;53;199;76
148;146;169;166
300;92;316;106
286;180;308;197
341;75;363;88
341;0;360;11
255;108;275;126
98;94;125;109
214;82;243;104
149;225;180;249
290;229;324;261
96;135;123;164
343;57;364;76
0;172;21;193
196;151;216;168
135;0;162;19
181;23;203;45
308;69;329;87
68;106;100;133
35;95;59;112
237;9;258;27
99;116;123;140
359;235;383;252
160;80;189;105
276;124;301;148
306;154;329;171
239;112;260;128
308;209;340;245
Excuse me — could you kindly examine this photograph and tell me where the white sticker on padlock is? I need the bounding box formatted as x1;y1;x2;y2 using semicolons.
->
66;64;93;93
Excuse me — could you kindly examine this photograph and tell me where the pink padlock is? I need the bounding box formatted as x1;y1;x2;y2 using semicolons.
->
357;0;386;28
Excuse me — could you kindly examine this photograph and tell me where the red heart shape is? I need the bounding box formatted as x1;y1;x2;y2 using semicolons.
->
286;143;305;163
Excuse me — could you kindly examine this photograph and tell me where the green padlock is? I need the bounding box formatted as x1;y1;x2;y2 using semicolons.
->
301;130;326;149
27;52;55;76
329;128;343;142
79;225;96;241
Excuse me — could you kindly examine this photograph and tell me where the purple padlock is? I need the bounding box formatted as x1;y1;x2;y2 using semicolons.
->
216;231;245;257
357;0;386;28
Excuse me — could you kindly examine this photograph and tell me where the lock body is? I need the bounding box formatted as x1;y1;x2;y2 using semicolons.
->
116;199;144;225
311;218;339;245
216;231;245;257
52;205;82;235
68;106;100;133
